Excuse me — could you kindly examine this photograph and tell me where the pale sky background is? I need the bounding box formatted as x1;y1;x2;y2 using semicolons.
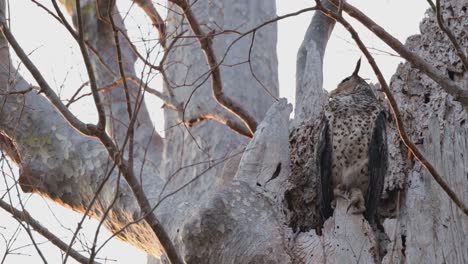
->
0;0;429;263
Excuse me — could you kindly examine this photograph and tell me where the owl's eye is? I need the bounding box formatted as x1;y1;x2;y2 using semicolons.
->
339;77;351;84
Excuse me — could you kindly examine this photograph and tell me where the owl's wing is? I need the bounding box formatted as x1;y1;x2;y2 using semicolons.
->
317;115;334;224
365;111;387;226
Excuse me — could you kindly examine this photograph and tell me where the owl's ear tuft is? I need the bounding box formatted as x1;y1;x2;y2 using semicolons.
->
352;58;361;77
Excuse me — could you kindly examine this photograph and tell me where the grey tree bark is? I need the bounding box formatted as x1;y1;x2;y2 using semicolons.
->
0;0;466;263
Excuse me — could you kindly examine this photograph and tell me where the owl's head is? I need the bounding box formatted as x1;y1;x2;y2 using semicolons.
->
329;59;368;97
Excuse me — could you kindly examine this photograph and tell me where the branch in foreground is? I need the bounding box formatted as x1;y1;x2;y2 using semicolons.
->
132;0;167;49
169;0;258;137
100;76;182;111
107;6;137;169
0;199;97;264
0;22;183;264
184;112;252;138
74;0;106;130
316;0;468;216
0;22;91;134
331;0;468;108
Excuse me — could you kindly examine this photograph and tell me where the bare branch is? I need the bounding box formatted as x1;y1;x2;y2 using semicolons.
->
34;0;117;76
317;0;468;216
0;86;33;95
107;5;136;168
330;0;468;107
100;76;181;111
1;19;183;264
65;81;89;107
0;23;92;134
435;0;468;71
0;199;98;264
184;113;252;138
116;26;162;71
169;0;258;137
74;0;106;130
132;0;166;49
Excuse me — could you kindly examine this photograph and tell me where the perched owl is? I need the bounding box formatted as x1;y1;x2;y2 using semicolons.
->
317;59;387;227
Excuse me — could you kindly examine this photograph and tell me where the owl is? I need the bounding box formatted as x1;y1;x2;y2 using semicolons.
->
317;59;387;227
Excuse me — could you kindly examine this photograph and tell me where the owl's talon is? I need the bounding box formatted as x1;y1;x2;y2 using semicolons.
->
346;188;366;214
333;186;349;201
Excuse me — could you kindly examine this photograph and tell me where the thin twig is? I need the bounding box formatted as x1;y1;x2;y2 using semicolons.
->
1;20;183;264
247;31;279;101
0;200;98;264
1;161;48;264
0;86;33;95
74;0;106;130
116;26;161;71
65;81;89;107
316;0;468;216
100;76;181;111
107;4;135;169
1;23;91;134
132;0;166;49
36;0;116;76
62;159;117;264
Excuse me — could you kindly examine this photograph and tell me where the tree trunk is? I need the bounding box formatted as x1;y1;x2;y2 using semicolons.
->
381;2;468;262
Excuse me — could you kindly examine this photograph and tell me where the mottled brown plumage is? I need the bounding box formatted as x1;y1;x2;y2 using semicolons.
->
317;60;387;227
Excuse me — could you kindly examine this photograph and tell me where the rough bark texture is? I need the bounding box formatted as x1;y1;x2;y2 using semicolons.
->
0;0;466;263
288;1;467;263
381;2;467;262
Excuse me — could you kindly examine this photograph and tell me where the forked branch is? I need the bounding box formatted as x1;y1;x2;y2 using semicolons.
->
169;0;258;137
132;0;167;49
